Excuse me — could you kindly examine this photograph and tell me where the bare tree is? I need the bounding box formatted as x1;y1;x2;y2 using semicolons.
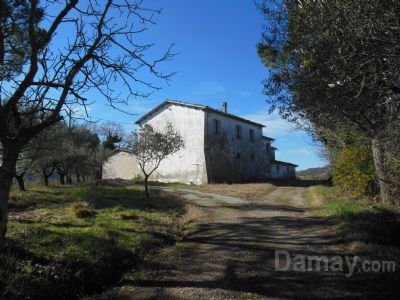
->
0;0;175;241
129;123;183;200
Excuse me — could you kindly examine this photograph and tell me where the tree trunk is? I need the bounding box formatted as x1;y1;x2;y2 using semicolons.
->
0;144;21;242
59;173;65;185
66;174;72;184
371;138;398;205
15;172;26;191
43;173;49;186
0;171;13;242
76;173;81;183
144;175;150;200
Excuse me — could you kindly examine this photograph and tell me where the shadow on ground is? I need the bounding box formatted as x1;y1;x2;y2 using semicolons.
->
120;190;400;299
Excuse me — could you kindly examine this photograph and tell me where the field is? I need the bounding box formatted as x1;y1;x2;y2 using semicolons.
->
1;183;199;300
2;181;400;299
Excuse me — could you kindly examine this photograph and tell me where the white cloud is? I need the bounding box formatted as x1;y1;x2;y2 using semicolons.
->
280;148;315;156
121;98;157;115
241;110;301;138
129;103;153;114
197;81;225;96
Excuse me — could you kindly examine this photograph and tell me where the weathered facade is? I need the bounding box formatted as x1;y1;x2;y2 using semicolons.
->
102;149;141;180
102;100;298;183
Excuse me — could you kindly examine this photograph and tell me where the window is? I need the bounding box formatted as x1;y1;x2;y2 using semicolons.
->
277;165;280;171
236;125;242;139
236;152;241;159
251;154;255;161
249;129;255;142
213;119;220;135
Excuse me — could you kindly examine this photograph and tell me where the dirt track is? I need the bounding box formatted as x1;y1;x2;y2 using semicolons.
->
113;186;387;299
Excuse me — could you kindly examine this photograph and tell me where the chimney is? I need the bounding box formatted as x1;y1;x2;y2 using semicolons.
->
222;100;227;113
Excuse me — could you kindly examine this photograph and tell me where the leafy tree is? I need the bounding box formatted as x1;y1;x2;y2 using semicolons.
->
0;0;44;79
89;121;127;179
103;133;122;151
14;154;30;191
0;0;174;241
29;123;67;186
129;124;183;200
0;0;44;190
69;125;100;182
332;146;377;198
99;122;125;151
55;124;100;184
257;0;400;204
313;123;370;162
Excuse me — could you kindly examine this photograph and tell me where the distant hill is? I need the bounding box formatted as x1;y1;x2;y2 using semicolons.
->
296;166;330;180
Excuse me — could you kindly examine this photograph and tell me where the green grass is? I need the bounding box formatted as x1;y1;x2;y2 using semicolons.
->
306;186;400;257
306;186;367;216
1;183;190;300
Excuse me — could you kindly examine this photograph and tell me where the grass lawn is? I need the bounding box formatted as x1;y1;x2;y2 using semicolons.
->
306;186;400;260
1;183;196;300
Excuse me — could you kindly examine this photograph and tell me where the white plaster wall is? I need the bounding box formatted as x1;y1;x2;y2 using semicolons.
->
102;151;142;180
139;104;208;184
205;111;266;181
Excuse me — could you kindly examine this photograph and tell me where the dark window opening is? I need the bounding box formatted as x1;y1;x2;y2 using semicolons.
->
236;152;241;159
251;154;255;161
213;119;220;135
249;129;255;142
236;125;242;139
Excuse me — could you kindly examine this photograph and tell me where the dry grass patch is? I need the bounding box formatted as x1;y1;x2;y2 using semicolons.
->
194;183;276;201
179;202;210;226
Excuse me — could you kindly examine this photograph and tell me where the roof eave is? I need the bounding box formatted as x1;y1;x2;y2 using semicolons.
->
272;160;298;167
135;99;266;128
135;99;207;125
204;107;265;128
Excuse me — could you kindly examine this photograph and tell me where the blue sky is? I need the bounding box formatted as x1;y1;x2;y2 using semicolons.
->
79;0;326;170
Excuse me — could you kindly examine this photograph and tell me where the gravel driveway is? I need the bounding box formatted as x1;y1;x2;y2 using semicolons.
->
113;186;381;299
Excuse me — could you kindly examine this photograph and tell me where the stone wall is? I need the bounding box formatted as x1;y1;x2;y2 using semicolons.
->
205;111;267;182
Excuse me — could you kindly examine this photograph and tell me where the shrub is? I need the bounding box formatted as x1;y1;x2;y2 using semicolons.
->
332;146;377;198
70;202;96;218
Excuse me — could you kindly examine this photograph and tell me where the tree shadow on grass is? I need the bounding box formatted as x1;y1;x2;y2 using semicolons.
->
85;187;186;214
1;230;137;300
336;207;400;248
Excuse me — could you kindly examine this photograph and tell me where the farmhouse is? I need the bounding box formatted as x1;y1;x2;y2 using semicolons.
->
102;100;297;184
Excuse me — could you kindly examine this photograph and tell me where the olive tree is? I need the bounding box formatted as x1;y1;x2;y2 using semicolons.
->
129;123;183;200
0;0;174;241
